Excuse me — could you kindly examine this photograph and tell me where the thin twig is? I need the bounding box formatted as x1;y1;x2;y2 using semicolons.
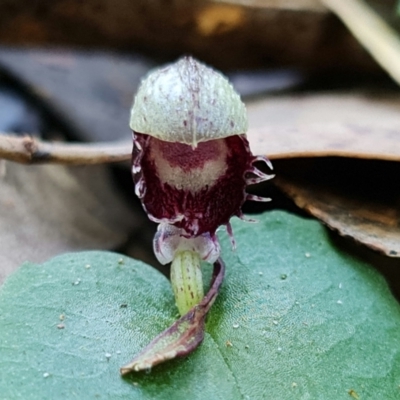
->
321;0;400;86
0;134;131;165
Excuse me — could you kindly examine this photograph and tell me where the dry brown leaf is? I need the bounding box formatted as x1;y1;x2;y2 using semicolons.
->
0;161;143;284
247;91;400;257
273;158;400;257
247;92;400;161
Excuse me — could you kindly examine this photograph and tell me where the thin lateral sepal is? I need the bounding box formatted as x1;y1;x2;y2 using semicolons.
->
120;258;226;375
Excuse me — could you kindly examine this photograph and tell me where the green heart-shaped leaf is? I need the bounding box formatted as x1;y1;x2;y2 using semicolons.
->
0;211;399;399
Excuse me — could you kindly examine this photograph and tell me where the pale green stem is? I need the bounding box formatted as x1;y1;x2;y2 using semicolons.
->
170;250;204;316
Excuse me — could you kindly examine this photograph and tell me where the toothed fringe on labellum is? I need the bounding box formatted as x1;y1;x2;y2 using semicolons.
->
130;57;273;265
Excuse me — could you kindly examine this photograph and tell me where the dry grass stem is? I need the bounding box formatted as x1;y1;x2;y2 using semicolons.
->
322;0;400;87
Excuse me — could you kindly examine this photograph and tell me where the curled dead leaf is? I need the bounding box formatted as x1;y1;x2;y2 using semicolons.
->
274;158;400;257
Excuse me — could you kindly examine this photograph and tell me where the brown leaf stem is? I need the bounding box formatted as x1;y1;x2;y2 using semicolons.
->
120;257;225;375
